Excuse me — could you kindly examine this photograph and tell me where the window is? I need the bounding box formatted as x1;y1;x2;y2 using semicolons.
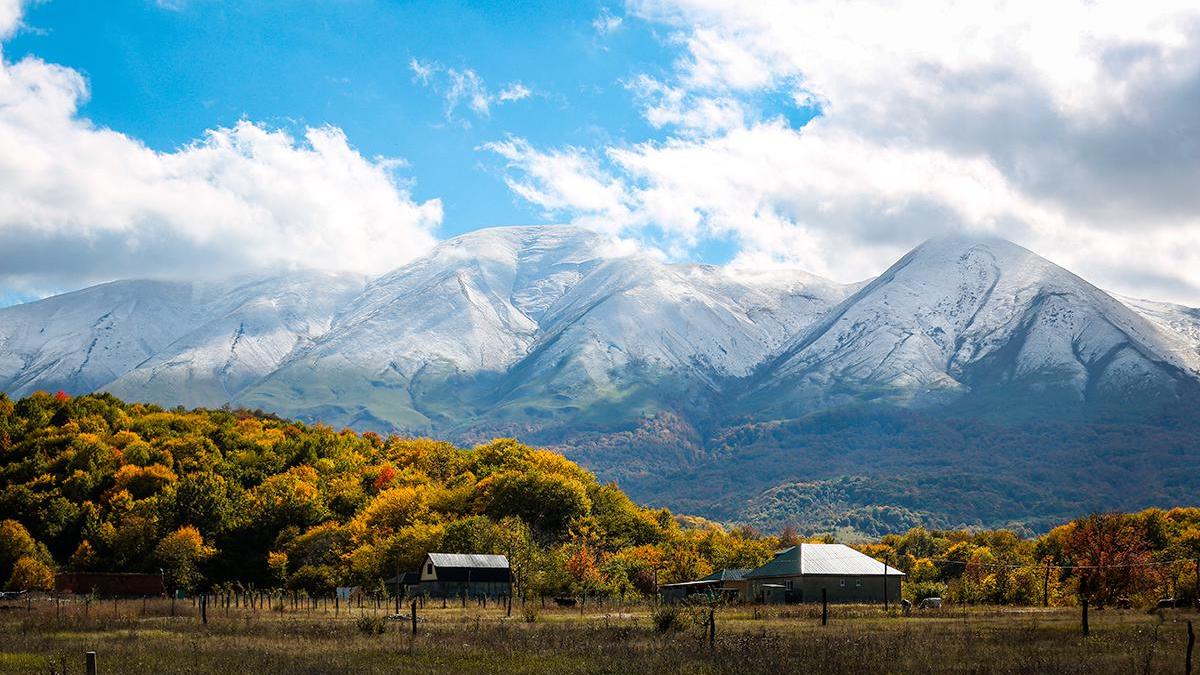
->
839;579;846;588
855;578;862;587
785;580;793;591
426;563;433;575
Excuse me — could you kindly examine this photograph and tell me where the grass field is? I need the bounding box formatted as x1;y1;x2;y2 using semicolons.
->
0;596;1196;674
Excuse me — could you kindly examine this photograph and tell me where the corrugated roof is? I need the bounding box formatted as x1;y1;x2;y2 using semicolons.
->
427;553;510;569
745;544;904;578
701;568;752;582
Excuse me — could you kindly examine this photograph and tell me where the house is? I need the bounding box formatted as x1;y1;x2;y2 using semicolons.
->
413;553;512;598
658;568;752;604
55;572;166;597
744;543;904;604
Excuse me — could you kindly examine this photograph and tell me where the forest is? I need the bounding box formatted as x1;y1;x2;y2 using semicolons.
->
2;391;1199;608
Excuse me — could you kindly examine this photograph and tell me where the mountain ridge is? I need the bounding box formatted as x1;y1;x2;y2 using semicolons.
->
3;225;1199;532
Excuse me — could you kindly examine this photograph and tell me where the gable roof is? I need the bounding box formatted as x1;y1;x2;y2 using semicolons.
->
426;553;510;569
745;544;905;578
701;568;752;582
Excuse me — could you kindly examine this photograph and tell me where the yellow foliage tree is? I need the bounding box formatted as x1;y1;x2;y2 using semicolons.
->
155;525;216;592
7;555;54;591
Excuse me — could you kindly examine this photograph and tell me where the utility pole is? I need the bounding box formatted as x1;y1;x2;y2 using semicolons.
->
1043;559;1051;608
883;554;889;612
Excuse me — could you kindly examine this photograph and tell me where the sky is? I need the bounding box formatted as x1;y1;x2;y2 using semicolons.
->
1;0;1200;305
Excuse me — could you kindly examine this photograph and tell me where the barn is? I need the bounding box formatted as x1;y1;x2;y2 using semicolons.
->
413;553;512;598
744;543;904;604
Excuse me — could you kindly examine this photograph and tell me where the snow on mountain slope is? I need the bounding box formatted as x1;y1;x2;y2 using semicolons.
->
485;257;850;427
233;226;607;430
750;235;1200;416
1119;295;1200;357
236;225;851;433
0;280;216;397
104;272;365;408
5;227;1200;437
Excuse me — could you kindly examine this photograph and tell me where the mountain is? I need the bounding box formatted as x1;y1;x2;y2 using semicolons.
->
105;273;365;408
234;226;850;436
744;236;1200;419
3;226;1200;534
0;273;364;407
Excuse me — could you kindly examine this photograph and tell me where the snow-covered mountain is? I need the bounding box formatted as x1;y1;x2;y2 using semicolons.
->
3;226;1200;437
233;226;851;433
746;236;1200;417
0;273;364;406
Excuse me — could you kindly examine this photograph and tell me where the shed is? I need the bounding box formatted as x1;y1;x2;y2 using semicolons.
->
745;543;904;604
414;553;512;598
54;572;166;597
383;571;421;596
658;568;752;604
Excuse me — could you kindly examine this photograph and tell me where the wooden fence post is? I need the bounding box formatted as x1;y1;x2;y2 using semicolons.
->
1081;597;1089;637
708;607;715;648
411;600;418;636
85;651;97;675
822;588;828;626
201;593;207;625
1186;620;1194;675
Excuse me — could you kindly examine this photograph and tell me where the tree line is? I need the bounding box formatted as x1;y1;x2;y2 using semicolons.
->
1;391;1197;607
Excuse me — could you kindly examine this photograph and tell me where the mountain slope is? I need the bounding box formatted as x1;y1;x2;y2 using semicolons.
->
0;280;215;397
745;236;1200;419
4;227;1200;532
104;272;365;408
235;226;851;435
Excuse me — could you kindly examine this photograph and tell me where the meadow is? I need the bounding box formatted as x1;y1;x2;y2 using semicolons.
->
1;594;1195;674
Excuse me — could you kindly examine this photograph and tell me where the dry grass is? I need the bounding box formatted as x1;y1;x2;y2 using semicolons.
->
0;596;1195;674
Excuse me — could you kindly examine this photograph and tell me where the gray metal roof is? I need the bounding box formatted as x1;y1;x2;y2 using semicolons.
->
745;544;904;578
701;568;752;582
427;553;510;569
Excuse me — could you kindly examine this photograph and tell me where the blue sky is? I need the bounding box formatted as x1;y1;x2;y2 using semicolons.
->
6;0;671;237
2;0;1200;306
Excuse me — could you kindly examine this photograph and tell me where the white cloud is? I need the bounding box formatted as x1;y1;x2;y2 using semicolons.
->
626;74;744;135
0;0;26;39
0;4;442;293
482;137;633;233
497;82;532;103
410;58;533;122
408;57;436;85
485;0;1200;304
593;8;624;35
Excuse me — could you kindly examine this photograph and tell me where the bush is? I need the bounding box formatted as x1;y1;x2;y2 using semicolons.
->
907;581;948;602
355;615;386;635
523;605;540;623
651;605;689;633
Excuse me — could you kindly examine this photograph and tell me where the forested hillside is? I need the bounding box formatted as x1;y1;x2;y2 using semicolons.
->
2;391;1199;608
0;391;775;596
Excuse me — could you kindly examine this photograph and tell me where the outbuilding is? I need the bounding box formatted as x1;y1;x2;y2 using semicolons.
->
413;553;512;598
658;568;751;604
54;572;166;597
745;543;903;604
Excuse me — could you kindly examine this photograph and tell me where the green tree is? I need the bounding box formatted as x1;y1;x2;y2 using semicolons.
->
155;525;216;593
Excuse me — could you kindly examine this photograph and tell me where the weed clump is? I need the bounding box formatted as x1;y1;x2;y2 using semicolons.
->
651;605;688;633
355;615;386;635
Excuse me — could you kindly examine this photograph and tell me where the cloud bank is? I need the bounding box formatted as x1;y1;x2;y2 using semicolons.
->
0;0;442;296
487;0;1200;303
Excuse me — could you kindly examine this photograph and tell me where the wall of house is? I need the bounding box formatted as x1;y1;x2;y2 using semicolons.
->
748;575;902;604
413;580;512;598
